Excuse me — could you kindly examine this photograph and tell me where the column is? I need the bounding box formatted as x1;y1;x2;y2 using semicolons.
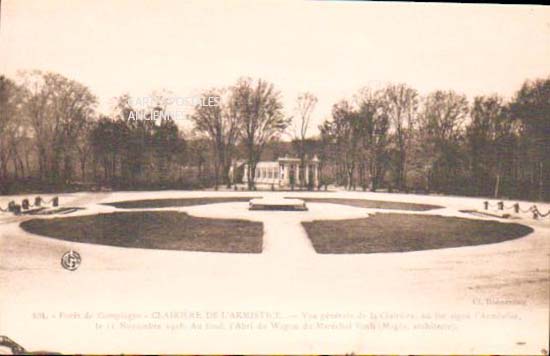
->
314;163;319;188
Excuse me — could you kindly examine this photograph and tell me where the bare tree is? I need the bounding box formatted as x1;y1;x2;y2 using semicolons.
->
510;77;550;201
417;90;469;192
383;84;418;191
230;77;288;190
75;121;94;182
190;88;240;189
0;76;24;190
291;92;318;189
355;88;390;191
329;99;359;190
20;70;97;184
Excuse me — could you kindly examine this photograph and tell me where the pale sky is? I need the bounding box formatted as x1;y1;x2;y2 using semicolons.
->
1;0;549;135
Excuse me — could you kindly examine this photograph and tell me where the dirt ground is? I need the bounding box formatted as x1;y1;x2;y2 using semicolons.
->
0;190;548;354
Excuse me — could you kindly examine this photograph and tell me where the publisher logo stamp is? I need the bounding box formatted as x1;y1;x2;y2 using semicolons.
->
61;250;81;271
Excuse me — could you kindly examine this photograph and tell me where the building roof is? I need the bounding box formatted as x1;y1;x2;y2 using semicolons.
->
255;161;279;168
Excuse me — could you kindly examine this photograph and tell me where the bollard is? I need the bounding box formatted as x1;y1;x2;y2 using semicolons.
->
52;196;59;207
21;199;29;210
34;196;42;207
483;201;489;210
497;201;504;210
7;201;16;212
13;204;21;215
514;203;519;214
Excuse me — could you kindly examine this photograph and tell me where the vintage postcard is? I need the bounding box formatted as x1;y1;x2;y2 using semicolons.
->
0;0;549;354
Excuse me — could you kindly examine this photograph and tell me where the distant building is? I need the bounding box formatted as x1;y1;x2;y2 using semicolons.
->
241;155;320;188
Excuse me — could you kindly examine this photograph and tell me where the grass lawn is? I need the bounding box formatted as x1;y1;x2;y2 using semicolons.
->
104;197;254;209
302;213;533;254
287;197;442;211
20;211;263;253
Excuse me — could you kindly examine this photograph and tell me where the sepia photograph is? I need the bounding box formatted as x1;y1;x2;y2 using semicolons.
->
0;0;549;354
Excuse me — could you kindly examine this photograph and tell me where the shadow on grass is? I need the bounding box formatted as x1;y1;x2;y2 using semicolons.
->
302;213;533;254
103;197;255;209
20;211;263;253
286;197;442;211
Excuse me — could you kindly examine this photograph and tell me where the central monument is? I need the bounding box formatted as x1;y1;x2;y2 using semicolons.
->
249;197;308;211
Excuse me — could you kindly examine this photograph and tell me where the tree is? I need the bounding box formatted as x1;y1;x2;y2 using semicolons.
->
417;90;469;193
230;78;288;189
318;120;336;189
383;84;418;191
190;88;240;189
90;116;127;184
115;94;155;186
291;92;318;189
320;89;390;191
355;88;390;191
466;95;514;198
20;70;97;184
75;120;94;181
510;77;550;201
0;76;25;191
151;115;180;184
328;100;359;189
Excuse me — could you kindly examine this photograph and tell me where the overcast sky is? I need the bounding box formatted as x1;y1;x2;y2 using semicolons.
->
1;0;549;135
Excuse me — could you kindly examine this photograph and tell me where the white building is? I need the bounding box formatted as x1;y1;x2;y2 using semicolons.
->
242;155;320;188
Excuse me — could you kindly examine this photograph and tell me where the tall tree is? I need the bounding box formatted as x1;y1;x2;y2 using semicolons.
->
383;84;418;191
90;116;127;184
466;95;514;197
328;100;359;189
417;90;469;193
190;88;240;189
115;94;153;186
510;77;550;201
355;88;390;191
0;76;25;191
230;78;288;189
20;71;97;184
291;92;318;189
151;114;180;184
75;120;94;182
318;120;336;189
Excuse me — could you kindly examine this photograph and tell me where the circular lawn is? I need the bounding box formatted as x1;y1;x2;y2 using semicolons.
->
302;213;533;254
20;211;263;253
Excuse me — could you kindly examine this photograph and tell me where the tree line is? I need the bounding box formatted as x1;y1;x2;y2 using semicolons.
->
0;70;548;200
318;82;549;201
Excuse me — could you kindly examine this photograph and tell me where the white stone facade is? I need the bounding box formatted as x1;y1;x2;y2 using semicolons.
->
243;156;319;188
